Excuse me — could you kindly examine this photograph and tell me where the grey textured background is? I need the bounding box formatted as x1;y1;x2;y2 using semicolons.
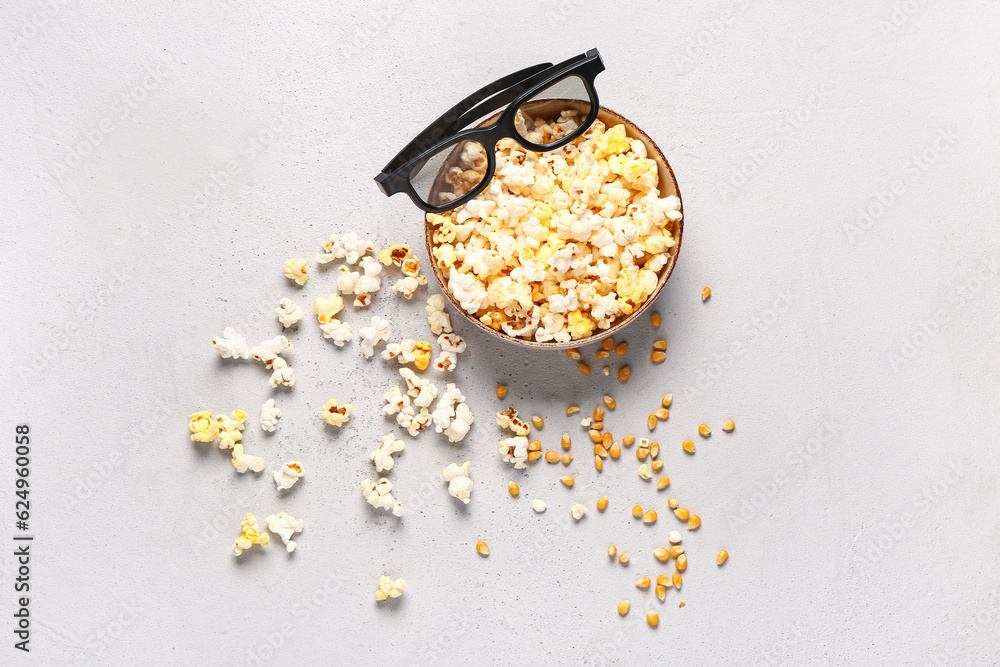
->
2;1;999;665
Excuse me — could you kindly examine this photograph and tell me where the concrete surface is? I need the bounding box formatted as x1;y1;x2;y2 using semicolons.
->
2;1;999;665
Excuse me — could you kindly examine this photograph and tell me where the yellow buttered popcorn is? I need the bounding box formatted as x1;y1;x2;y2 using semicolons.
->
321;399;353;428
568;310;596;339
374;575;407;601
189;411;218;442
313;294;344;324
189;409;245;448
593;123;632;159
233;513;270;555
283;258;308;286
412;341;432;370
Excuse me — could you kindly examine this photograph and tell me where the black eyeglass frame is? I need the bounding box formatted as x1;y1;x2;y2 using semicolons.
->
375;49;605;213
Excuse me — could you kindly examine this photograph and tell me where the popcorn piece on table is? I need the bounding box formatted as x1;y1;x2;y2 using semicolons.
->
441;461;473;504
382;339;433;371
499;436;529;469
391;275;428;299
399;368;438;408
433;333;466;372
283;258;308;285
532;499;547;512
211;327;250;359
370;433;405;472
268;357;295;387
320;319;353;347
250;335;293;368
274;298;305;328
380;244;429;299
189;411;220;442
374;575;406;601
321;399;353;428
383;385;432;437
273;461;303;490
233;512;270;555
231;443;265;473
358;316;391;358
353;256;383;307
265;512;304;552
426;293;453;335
496;407;529;436
313;294;345;324
189;409;246;448
214;410;247;449
316;232;374;265
431;383;474;443
260;399;281;432
571;503;587;520
361;477;403;517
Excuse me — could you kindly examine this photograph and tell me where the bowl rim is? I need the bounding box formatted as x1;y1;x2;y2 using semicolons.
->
423;104;683;350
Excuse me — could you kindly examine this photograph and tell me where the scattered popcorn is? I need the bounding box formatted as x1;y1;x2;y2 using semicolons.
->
638;463;652;479
250;335;293;368
214;410;247;449
426;293;453;335
382;339;433;371
532;499;547;513
283;258;308;285
581;417;592;427
381;244;429;299
233;512;269;555
441;461;473;504
431;383;474;443
361;477;403;517
499;436;529;469
391;275;428;299
428;116;681;342
274;298;305;328
399;368;438;408
571;503;587;520
260;399;281;432
353;256;383;306
273;461;304;490
383;385;432;437
265;512;304;552
321;399;353;427
497;407;530;436
189;409;246;448
317;232;375;265
211;327;250;359
320;319;353;346
313;294;345;324
433;333;467;372
669;530;682;544
358;316;391;358
378;244;416;271
374;575;407;601
189;411;219;442
370;433;405;472
231;443;265;473
268;357;295;387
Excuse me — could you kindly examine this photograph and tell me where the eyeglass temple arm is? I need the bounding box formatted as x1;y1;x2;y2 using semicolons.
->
382;62;554;173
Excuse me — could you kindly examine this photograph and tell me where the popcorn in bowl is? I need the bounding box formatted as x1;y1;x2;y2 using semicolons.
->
428;115;681;343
